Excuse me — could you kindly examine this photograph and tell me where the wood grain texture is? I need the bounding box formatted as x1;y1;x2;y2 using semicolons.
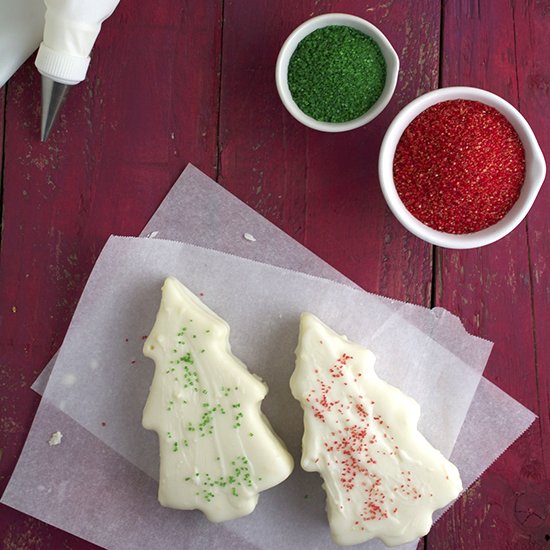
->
0;1;222;548
218;0;439;303
431;1;550;549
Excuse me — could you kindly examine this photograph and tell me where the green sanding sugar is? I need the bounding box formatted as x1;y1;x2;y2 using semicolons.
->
288;25;387;123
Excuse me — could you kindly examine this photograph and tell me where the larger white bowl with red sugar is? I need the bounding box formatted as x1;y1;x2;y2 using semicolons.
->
379;87;546;249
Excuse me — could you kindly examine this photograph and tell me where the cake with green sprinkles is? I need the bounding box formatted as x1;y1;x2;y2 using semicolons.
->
143;276;294;521
288;25;386;123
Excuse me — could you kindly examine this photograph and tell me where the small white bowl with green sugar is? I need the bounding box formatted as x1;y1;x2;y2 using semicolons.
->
276;13;399;132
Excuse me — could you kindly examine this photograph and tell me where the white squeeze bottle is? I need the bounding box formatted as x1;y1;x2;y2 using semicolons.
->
0;0;45;88
34;0;120;140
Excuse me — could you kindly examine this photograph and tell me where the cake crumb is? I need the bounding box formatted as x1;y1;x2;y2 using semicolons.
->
243;233;256;242
48;431;63;446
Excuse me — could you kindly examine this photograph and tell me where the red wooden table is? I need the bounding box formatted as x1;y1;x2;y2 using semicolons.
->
1;1;548;548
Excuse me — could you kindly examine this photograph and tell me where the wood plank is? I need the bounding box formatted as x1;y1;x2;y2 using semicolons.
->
512;2;550;546
218;0;440;303
431;1;549;548
514;0;550;483
0;1;222;548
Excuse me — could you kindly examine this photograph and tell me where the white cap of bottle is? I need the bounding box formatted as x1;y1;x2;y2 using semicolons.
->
35;0;120;85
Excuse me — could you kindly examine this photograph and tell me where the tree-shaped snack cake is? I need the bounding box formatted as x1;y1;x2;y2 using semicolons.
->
143;277;294;521
290;313;463;547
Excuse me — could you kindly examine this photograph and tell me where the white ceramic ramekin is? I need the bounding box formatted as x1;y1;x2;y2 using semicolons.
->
378;87;546;249
275;13;399;132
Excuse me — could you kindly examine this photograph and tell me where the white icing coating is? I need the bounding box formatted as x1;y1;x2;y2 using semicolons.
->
290;313;463;547
143;277;293;522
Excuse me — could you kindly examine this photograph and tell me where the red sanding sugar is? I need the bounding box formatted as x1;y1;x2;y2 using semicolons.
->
393;99;526;234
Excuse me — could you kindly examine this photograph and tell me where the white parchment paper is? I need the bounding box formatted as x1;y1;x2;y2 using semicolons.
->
3;379;534;550
43;236;486;473
4;165;536;550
